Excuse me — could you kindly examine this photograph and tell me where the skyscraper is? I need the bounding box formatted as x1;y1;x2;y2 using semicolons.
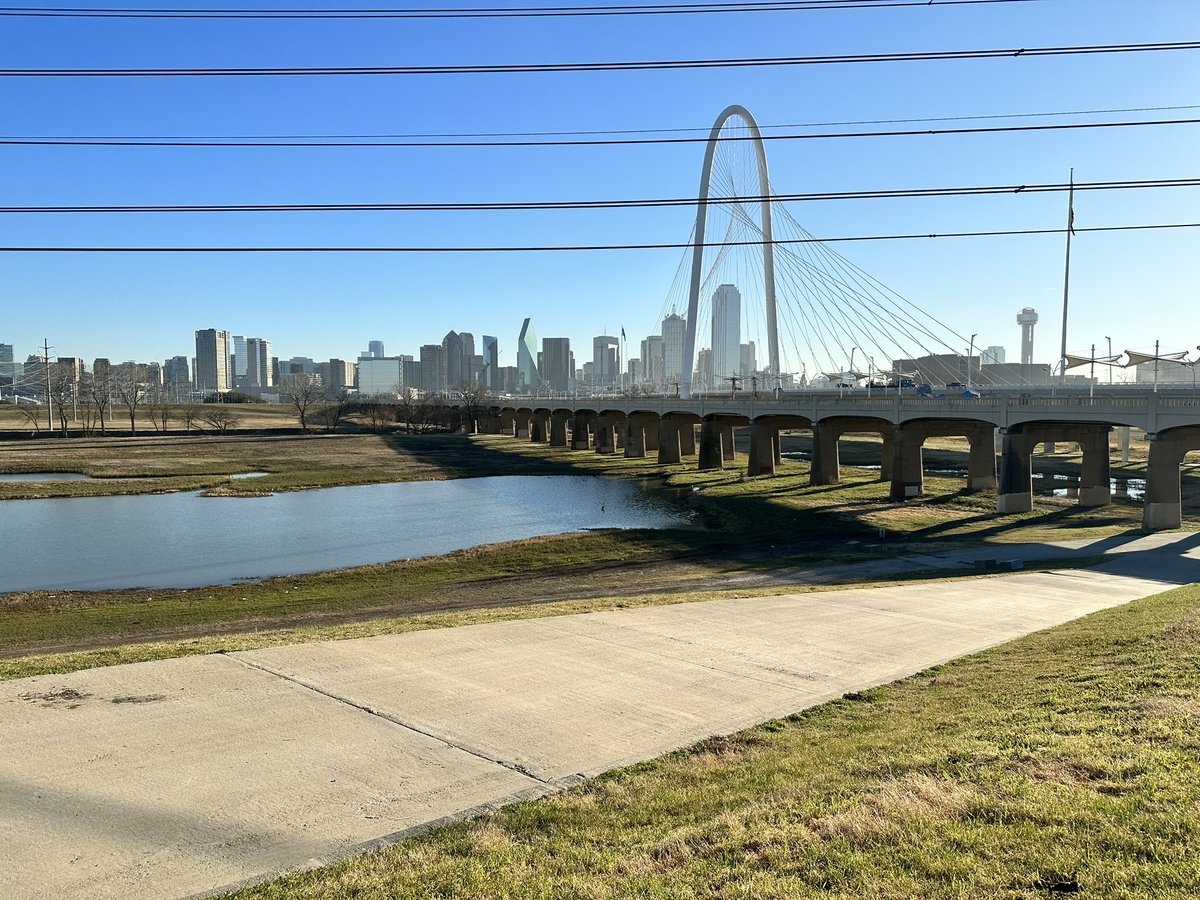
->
231;335;248;383
420;344;446;393
194;329;230;393
368;340;385;359
641;335;665;387
482;335;499;390
0;343;15;389
661;314;686;388
245;338;273;388
711;284;741;383
517;318;541;393
592;335;620;388
739;341;757;381
442;331;466;387
541;338;572;392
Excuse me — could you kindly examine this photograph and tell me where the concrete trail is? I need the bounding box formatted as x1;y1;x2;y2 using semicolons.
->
2;532;1198;900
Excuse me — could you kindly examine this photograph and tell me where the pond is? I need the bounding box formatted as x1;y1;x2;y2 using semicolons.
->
0;475;688;593
0;472;93;483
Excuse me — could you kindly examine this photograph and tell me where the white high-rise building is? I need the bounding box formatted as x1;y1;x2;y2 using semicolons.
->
194;329;230;393
711;284;741;384
231;335;248;381
641;335;665;387
662;314;686;388
245;337;273;388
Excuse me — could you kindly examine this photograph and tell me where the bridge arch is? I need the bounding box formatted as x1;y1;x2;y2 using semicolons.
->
680;105;780;400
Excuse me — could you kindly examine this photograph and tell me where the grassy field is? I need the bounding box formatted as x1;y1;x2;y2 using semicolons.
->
230;581;1200;900
1;431;1193;681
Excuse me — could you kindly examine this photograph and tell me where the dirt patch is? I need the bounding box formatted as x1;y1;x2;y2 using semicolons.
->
811;773;974;840
1161;611;1200;648
111;694;167;704
690;732;767;758
19;687;93;708
1019;756;1134;796
1134;696;1200;720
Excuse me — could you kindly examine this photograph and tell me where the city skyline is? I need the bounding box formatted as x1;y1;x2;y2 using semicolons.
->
1;3;1196;368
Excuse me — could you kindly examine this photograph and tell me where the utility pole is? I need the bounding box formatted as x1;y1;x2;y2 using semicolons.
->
1059;168;1075;383
42;338;53;433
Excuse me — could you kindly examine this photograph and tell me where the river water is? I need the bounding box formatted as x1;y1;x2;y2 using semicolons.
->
0;475;687;593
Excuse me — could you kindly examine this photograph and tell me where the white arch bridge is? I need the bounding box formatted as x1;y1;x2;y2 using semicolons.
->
441;389;1200;531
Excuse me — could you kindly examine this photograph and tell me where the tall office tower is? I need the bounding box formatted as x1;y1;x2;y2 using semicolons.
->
144;361;163;387
468;354;485;385
482;335;499;390
57;357;86;383
661;313;686;387
1017;308;1039;365
369;340;385;358
357;358;403;396
420;344;446;393
517;318;541;392
195;329;231;393
640;335;665;387
327;358;356;393
627;357;644;386
401;356;420;390
0;343;14;388
540;337;572;392
164;356;190;388
442;330;467;387
244;337;273;388
696;348;713;391
739;341;757;380
592;335;620;387
231;335;248;382
982;345;1006;366
710;283;741;383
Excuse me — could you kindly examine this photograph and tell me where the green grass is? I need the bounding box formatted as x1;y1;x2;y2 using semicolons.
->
229;582;1200;900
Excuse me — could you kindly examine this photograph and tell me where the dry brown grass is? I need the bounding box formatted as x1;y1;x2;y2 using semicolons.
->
810;773;975;840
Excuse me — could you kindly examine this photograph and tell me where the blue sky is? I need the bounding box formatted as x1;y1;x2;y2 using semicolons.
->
1;0;1197;373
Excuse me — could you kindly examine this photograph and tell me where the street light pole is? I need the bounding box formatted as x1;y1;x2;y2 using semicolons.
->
1105;336;1113;385
967;333;977;390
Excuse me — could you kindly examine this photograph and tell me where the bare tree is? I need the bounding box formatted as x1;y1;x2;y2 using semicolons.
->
396;391;437;433
47;363;76;437
180;403;202;433
86;362;113;434
200;405;240;435
144;389;173;432
114;363;147;434
15;401;43;435
456;382;492;434
361;401;395;434
312;388;353;434
280;374;325;433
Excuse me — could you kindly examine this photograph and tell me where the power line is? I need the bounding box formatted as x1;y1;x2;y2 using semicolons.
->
1;221;1195;252
3;40;1196;77
7;103;1197;141
4;177;1196;214
5;116;1197;147
0;0;1049;19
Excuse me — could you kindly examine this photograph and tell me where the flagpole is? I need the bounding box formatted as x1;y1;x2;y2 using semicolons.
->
1059;167;1074;384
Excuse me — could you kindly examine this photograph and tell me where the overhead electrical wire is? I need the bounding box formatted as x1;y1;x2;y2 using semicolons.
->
3;177;1193;214
5;116;1197;147
1;222;1196;252
2;40;1195;77
10;103;1196;140
0;0;1051;19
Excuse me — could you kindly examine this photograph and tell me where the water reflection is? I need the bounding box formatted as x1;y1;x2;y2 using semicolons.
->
0;475;688;593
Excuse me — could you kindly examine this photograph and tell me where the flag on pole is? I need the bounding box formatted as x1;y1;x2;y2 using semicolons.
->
1068;172;1076;235
620;326;626;340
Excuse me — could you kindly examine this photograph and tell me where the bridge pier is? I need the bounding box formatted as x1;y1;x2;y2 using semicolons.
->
680;422;697;456
549;411;570;447
571;414;594;450
500;410;517;437
515;410;532;440
880;430;894;481
721;426;736;461
644;416;661;452
698;420;724;470
529;412;549;443
809;425;840;485
1142;429;1198;529
658;418;682;464
889;425;925;500
747;421;777;476
595;416;616;454
624;418;646;458
967;426;998;490
1079;427;1112;507
996;429;1034;513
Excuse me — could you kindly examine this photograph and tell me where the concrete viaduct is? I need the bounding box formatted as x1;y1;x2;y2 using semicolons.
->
453;391;1200;531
